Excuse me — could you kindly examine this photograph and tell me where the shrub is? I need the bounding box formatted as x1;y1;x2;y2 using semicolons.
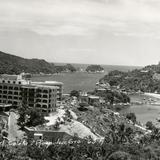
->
108;151;131;160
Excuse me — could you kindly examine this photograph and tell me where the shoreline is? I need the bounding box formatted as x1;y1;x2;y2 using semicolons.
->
144;93;160;99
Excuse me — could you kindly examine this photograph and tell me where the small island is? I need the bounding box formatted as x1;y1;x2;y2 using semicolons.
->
86;65;104;73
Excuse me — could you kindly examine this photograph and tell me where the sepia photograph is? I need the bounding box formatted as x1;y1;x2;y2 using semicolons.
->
1;0;160;159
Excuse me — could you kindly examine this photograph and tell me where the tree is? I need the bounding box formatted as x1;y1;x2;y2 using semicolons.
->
66;64;76;72
108;151;131;160
106;123;134;145
25;108;47;127
126;113;136;124
17;104;28;129
105;92;114;105
78;102;89;111
17;105;47;129
70;90;80;98
146;121;155;130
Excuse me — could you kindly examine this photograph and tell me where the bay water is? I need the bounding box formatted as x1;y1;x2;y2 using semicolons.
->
31;64;160;124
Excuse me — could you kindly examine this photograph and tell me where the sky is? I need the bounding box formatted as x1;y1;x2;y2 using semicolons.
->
1;0;160;66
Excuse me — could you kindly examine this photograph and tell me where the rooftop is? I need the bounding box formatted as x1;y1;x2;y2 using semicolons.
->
32;81;63;85
88;95;100;99
21;84;59;89
0;104;12;107
0;74;18;81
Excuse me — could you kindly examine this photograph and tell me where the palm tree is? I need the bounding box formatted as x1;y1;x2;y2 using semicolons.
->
106;123;135;145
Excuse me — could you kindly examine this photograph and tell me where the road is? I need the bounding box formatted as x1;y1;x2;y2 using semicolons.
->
8;111;24;142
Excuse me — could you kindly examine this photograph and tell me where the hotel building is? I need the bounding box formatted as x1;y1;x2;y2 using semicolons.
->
31;81;63;101
0;73;63;113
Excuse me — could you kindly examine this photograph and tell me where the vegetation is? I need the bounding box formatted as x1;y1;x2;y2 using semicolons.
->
125;113;137;124
17;105;47;129
54;64;77;73
2;121;160;159
94;89;130;105
86;65;104;73
78;102;89;111
146;121;156;131
100;66;160;93
70;90;80;98
2;101;160;159
0;51;76;74
65;64;77;72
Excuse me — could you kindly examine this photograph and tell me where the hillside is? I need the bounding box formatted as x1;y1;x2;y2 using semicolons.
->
0;51;76;74
100;62;160;93
2;105;159;160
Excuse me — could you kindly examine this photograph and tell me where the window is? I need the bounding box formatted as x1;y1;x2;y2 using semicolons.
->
8;91;12;94
43;95;48;98
29;104;34;107
13;101;18;105
42;105;48;108
3;91;7;94
14;92;18;95
14;96;18;100
3;95;7;99
36;94;41;98
36;99;41;102
4;86;7;89
43;100;47;103
36;104;41;108
37;89;42;92
43;90;48;93
29;98;34;102
9;86;13;90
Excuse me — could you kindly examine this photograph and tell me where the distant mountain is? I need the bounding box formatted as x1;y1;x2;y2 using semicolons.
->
0;51;76;74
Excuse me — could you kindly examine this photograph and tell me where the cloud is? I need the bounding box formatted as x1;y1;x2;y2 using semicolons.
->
0;0;160;38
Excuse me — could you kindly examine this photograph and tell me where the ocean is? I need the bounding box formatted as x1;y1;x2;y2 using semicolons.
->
121;103;160;125
32;64;142;93
121;94;160;125
31;64;160;124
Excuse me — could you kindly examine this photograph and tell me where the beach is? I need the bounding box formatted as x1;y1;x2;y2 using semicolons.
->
144;93;160;99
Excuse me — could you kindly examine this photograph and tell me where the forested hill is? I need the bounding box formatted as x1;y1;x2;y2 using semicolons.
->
100;62;160;93
0;51;76;74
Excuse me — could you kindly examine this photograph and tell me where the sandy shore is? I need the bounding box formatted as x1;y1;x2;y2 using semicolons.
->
144;93;160;99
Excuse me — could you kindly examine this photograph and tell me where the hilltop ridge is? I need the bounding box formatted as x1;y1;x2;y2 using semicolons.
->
0;51;76;74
